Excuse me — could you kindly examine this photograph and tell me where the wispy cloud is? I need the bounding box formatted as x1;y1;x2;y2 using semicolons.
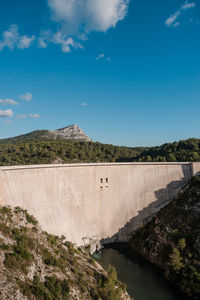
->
38;30;83;53
52;32;83;53
0;109;14;118
20;93;32;101
0;98;19;106
165;1;196;27
3;120;12;125
29;113;40;119
18;35;35;49
0;25;83;53
95;53;111;61
16;114;27;119
165;11;181;27
81;102;88;106
181;2;195;10
0;25;35;51
95;53;105;60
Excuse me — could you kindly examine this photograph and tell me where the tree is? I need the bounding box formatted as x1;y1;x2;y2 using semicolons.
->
146;155;152;162
167;153;176;162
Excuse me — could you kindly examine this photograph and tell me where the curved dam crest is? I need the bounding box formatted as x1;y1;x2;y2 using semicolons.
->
0;162;200;247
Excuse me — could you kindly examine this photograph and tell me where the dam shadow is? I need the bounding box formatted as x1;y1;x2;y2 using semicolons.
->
101;164;191;245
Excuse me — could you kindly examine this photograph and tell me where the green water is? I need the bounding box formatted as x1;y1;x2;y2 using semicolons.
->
95;245;184;300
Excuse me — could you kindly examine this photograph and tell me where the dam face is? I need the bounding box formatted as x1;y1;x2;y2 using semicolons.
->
0;162;200;246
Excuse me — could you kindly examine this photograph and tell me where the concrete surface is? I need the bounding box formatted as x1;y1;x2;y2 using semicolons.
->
0;162;200;247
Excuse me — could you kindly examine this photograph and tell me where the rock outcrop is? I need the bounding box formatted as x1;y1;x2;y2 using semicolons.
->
48;124;92;142
0;205;130;300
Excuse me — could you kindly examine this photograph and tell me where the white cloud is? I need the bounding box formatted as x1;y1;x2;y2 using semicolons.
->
181;2;195;10
29;113;40;118
20;93;33;101
95;53;111;61
48;0;130;32
165;11;181;27
0;109;14;118
0;25;35;51
0;1;130;54
52;32;83;52
39;30;83;52
81;102;88;106
38;38;48;48
165;1;196;27
78;33;88;41
0;98;19;106
95;53;105;60
18;35;35;49
38;30;51;48
16;114;27;119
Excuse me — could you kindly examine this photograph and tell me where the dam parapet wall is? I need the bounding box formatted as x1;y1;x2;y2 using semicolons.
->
0;162;200;248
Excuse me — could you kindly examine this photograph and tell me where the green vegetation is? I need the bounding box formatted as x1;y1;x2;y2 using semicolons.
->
129;176;200;299
100;265;126;300
169;248;184;272
178;238;186;250
0;140;141;165
18;275;70;300
0;205;130;299
0;137;200;165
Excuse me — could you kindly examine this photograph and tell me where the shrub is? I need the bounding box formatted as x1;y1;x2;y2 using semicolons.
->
13;244;33;260
0;244;10;250
178;238;186;250
0;223;12;237
45;276;70;298
47;234;59;246
100;265;124;300
170;248;184;272
25;211;38;225
4;252;23;270
0;206;12;215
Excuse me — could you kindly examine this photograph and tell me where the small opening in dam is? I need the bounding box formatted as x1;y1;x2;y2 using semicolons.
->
100;178;103;184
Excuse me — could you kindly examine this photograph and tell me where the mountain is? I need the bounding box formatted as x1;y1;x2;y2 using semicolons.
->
0;205;130;300
129;175;200;299
1;126;200;166
0;124;92;143
48;124;92;142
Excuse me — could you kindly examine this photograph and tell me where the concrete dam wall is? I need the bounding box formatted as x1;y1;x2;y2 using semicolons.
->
1;162;200;247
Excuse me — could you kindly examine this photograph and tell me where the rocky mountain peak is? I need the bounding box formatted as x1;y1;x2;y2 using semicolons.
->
48;124;92;142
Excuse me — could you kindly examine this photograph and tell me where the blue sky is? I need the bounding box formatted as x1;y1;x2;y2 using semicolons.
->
0;0;199;146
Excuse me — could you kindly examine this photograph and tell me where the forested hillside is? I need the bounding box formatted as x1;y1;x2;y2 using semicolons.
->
0;138;200;166
129;176;200;299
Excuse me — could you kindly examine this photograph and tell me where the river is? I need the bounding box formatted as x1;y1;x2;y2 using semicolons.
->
95;244;184;300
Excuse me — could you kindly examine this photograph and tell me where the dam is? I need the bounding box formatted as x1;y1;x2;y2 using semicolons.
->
0;162;200;248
